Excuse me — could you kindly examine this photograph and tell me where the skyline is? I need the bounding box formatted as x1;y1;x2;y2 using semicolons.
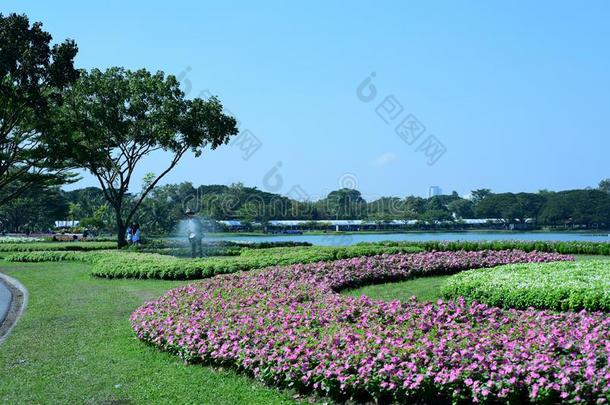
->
3;1;609;198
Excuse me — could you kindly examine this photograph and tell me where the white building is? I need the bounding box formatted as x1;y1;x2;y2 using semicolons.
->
428;186;442;198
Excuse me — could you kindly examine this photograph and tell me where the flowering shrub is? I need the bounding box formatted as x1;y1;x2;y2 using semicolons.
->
130;250;598;403
0;236;44;243
442;260;610;311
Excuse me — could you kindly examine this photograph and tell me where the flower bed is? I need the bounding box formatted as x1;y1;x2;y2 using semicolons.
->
129;250;599;403
442;260;610;311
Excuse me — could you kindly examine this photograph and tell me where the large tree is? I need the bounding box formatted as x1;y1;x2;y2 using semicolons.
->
470;188;492;205
447;199;474;218
321;188;366;220
0;185;69;232
55;67;238;247
475;192;544;224
0;13;79;204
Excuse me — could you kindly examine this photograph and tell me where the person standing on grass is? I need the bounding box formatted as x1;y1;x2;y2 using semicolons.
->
185;209;204;258
126;224;134;245
133;223;142;246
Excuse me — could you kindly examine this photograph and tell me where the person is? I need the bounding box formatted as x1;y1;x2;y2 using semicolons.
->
126;225;134;245
185;209;204;258
132;223;142;246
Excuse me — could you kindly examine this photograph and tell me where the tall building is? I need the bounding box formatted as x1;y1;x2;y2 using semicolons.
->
428;186;442;198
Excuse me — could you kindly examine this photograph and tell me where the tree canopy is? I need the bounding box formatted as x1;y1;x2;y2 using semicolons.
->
53;67;238;246
0;13;79;204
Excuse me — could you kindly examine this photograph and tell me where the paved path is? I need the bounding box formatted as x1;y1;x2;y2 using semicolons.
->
0;279;11;325
0;273;27;345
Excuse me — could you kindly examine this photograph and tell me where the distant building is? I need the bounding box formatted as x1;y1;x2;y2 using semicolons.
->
428;186;442;198
216;218;512;231
54;220;80;228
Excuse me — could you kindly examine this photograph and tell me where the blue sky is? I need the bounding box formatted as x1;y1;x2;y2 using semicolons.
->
4;1;609;200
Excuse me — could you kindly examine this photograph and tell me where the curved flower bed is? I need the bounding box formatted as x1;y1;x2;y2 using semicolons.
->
129;250;610;404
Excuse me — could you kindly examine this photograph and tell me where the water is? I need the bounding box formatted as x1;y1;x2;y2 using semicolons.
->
199;231;610;246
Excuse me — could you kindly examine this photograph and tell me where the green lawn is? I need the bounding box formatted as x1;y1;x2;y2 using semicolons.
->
342;275;451;302
575;255;610;261
0;261;295;404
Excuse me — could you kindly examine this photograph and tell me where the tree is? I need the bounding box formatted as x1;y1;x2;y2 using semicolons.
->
404;196;427;216
63;187;110;219
55;68;238;247
0;13;79;204
539;190;610;228
599;179;610;194
447;199;474;218
367;197;407;219
471;189;492;205
475;192;544;224
0;185;68;232
322;189;366;220
420;209;453;223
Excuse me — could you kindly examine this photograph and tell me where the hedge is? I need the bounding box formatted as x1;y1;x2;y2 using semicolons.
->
137;246;243;257
0;241;116;252
361;240;610;255
144;239;312;250
441;260;610;311
3;251;117;263
5;244;425;280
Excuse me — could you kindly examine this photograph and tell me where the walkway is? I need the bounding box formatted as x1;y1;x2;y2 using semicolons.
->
0;273;27;345
0;279;11;325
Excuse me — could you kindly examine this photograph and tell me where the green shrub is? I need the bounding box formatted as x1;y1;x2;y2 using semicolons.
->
4;251;117;263
362;240;610;255
0;241;116;252
5;244;424;280
441;260;610;311
144;239;312;250
91;245;424;279
138;246;242;257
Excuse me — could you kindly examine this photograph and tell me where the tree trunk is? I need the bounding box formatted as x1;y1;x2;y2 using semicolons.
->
116;218;127;249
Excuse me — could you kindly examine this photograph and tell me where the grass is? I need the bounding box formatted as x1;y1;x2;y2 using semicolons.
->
342;275;451;302
0;261;295;404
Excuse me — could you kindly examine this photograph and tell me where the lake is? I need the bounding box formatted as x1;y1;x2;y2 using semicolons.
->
202;231;610;246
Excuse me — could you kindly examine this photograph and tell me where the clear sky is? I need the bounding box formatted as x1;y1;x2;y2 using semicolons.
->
4;1;609;200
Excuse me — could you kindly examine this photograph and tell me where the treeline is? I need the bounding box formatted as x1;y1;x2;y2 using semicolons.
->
3;181;610;235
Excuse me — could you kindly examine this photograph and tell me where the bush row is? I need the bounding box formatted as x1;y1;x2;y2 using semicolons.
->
5;245;424;279
3;251;117;263
92;245;425;279
362;240;610;255
442;260;610;311
144;239;312;250
137;246;243;257
0;241;116;252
